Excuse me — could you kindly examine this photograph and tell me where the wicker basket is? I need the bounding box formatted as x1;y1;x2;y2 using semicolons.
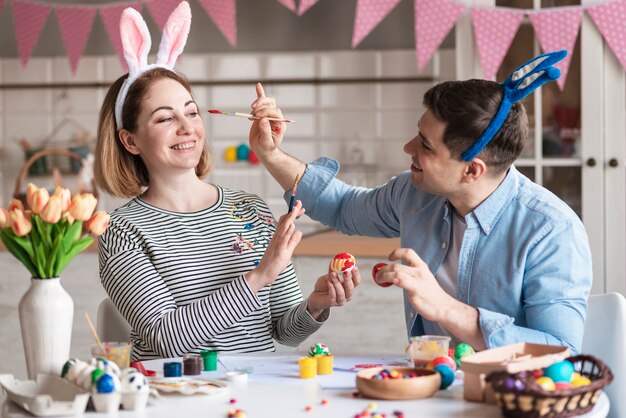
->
13;148;99;207
486;355;613;418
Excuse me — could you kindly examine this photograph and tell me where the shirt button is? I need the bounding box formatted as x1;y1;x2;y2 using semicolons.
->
441;242;448;249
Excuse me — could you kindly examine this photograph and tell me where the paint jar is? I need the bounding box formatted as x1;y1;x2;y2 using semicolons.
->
183;354;202;375
317;355;333;375
299;357;317;379
407;335;451;367
200;350;218;371
163;362;182;377
91;342;132;369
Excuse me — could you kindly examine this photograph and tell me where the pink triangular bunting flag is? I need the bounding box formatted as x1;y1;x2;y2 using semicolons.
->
414;0;464;72
471;7;524;80
298;0;320;16
56;6;97;75
197;0;237;48
352;0;402;48
528;7;583;91
277;0;297;13
587;0;626;72
12;0;52;68
100;2;142;71
146;0;182;30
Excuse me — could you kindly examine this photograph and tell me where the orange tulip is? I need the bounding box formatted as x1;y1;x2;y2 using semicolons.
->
62;211;75;225
85;210;110;236
52;186;71;212
8;198;24;212
10;209;32;236
26;183;38;210
0;208;9;228
68;193;97;221
40;196;63;224
30;187;50;214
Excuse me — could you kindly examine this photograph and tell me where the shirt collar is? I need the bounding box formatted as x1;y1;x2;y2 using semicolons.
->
467;165;520;235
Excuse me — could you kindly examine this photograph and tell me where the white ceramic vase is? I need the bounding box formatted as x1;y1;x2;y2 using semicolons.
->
18;278;74;379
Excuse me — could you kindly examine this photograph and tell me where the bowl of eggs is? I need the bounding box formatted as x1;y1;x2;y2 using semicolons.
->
356;367;441;400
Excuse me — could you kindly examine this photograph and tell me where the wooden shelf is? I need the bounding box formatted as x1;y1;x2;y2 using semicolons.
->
293;229;400;258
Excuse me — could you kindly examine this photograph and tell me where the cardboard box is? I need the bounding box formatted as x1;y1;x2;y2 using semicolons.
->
460;343;570;403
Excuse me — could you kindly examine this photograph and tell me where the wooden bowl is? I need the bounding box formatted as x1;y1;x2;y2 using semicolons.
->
356;367;441;400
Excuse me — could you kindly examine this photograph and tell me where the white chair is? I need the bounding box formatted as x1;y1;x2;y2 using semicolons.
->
96;298;132;343
582;292;626;418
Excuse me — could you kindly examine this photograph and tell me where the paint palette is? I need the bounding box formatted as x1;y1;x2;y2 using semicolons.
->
148;377;229;396
0;373;90;416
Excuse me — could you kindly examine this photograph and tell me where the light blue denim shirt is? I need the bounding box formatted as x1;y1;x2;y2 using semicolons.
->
288;157;592;353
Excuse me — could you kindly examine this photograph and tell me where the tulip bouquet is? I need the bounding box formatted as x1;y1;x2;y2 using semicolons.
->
0;183;110;279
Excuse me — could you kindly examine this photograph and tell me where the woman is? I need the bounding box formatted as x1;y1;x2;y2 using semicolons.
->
94;3;360;360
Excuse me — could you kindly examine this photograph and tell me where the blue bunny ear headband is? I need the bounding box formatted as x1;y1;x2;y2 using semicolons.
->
461;50;568;162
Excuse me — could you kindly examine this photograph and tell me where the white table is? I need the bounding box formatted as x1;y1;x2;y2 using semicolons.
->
1;353;610;418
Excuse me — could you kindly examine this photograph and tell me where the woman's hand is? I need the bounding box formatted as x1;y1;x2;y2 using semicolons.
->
245;200;305;292
249;83;286;161
306;266;362;320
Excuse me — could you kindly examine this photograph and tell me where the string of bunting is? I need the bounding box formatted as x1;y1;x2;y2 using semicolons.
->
2;0;625;89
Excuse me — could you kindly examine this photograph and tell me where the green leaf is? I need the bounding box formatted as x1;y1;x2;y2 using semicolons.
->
33;215;52;253
0;230;38;277
11;235;34;259
47;234;63;278
61;221;82;253
55;235;93;276
33;240;47;279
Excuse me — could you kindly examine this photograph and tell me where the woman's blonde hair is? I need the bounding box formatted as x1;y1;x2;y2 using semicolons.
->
94;68;212;198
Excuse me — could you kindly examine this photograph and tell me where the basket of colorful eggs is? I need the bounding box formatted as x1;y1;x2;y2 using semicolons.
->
485;355;613;418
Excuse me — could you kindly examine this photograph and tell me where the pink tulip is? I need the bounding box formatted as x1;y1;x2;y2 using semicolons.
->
68;193;97;221
85;210;110;236
8;199;24;212
52;186;71;212
26;183;38;210
0;208;9;228
30;188;50;215
10;209;32;236
40;196;63;224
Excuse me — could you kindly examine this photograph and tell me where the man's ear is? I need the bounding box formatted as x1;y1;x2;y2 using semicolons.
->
463;158;487;183
118;129;140;155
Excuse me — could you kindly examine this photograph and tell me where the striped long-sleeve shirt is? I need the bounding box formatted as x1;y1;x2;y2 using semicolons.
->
98;186;325;360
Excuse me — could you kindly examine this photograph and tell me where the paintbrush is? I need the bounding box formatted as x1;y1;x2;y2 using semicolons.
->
208;109;295;123
287;174;300;213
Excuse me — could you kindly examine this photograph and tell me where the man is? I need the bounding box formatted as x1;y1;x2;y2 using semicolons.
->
248;51;591;353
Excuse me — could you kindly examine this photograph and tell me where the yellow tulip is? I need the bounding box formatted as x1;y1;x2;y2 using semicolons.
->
52;186;71;212
0;208;9;228
85;210;110;236
68;193;97;221
8;198;24;212
30;188;50;215
10;209;32;236
40;196;63;224
26;183;38;210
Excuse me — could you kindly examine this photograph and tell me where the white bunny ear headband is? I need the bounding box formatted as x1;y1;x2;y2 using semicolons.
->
114;1;192;130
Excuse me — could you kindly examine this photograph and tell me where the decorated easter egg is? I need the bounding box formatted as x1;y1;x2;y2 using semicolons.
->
248;150;260;165
372;263;392;288
535;376;556;391
236;144;250;161
121;368;149;393
433;364;455;389
543;360;575;383
427;355;457;371
224;146;237;162
91;357;121;377
555;382;573;391
308;343;330;357
61;358;78;378
502;376;525;391
330;253;356;274
95;372;121;394
453;343;475;361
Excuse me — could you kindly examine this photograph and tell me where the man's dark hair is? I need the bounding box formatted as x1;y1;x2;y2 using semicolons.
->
423;79;528;174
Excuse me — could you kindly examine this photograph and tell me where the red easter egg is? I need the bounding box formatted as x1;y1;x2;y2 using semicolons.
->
426;355;457;371
372;262;391;287
330;253;356;273
555;382;573;391
248;150;260;164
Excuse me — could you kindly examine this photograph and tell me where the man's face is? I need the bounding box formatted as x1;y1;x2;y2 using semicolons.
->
403;110;467;196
